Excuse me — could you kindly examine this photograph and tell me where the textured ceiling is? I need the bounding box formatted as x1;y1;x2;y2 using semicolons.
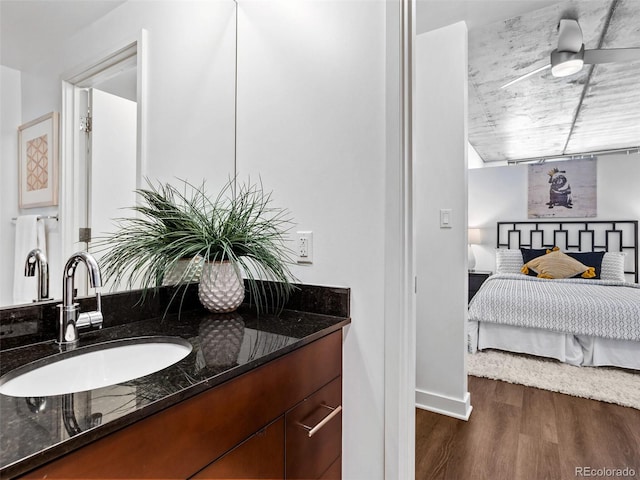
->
468;0;640;162
416;0;558;34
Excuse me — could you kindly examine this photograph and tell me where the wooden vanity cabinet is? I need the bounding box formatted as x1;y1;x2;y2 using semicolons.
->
191;417;285;479
20;331;343;480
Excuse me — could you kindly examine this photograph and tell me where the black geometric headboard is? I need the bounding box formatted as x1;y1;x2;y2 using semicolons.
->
497;220;639;283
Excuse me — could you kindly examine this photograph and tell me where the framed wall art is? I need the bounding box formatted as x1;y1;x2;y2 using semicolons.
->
18;112;59;208
528;157;597;219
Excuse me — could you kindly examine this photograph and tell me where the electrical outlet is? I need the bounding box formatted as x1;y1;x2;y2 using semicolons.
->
296;231;313;264
299;237;309;257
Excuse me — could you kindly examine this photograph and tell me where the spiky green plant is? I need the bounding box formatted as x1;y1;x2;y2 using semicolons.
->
95;178;297;314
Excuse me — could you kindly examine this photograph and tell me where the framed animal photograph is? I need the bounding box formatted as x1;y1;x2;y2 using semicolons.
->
528;158;597;218
18;112;59;208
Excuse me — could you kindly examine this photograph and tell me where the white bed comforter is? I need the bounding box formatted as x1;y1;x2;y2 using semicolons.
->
468;274;640;341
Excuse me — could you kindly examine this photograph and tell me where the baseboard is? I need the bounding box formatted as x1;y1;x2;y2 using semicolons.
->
415;389;473;420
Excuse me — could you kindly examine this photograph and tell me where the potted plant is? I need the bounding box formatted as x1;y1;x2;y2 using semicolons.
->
96;178;296;314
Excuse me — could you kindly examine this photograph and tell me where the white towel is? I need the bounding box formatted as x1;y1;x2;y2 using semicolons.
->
13;215;47;304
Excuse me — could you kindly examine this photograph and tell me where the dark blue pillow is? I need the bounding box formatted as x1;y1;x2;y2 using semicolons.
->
520;247;549;263
565;251;605;279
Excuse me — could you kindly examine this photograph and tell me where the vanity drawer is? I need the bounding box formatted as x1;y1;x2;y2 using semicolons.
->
285;376;342;480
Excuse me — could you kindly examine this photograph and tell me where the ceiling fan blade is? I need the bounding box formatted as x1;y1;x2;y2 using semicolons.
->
501;64;551;89
557;19;583;53
584;48;640;64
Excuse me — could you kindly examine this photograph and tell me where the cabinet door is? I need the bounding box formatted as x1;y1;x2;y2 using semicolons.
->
286;377;342;480
191;417;284;479
319;457;341;480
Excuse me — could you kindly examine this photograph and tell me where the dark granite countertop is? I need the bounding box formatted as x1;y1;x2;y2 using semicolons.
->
0;284;350;479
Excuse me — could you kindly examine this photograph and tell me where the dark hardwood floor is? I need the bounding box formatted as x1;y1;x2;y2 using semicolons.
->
416;376;640;480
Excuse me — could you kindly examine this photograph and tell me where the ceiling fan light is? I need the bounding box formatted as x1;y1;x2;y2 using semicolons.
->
550;47;585;78
551;58;584;77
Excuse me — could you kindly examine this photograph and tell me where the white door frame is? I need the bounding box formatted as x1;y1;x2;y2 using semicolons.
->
59;31;147;270
384;0;416;478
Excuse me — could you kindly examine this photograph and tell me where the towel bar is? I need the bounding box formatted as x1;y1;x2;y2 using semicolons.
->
11;215;59;223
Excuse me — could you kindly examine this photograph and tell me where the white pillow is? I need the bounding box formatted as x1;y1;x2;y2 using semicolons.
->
495;249;523;274
601;252;626;282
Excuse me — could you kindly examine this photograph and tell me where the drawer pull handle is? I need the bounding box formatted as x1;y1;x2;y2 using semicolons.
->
299;404;342;438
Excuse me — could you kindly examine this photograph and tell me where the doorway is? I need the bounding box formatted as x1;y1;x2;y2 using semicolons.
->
60;35;145;295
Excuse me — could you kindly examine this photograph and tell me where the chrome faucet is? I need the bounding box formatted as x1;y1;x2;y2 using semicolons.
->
24;248;51;302
57;252;103;345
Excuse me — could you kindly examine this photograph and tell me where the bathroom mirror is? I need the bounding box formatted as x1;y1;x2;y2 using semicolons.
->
0;0;237;307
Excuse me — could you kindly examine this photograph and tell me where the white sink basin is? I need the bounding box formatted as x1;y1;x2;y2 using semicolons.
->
0;337;192;397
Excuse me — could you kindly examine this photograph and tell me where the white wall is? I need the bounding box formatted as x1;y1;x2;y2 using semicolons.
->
415;23;471;419
236;1;389;477
1;1;236;304
469;153;640;273
0;66;22;306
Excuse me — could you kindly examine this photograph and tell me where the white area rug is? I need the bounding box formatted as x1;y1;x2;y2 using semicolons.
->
468;350;640;410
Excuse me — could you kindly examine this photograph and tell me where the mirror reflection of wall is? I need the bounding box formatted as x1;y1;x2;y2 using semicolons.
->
84;86;138;295
0;1;237;307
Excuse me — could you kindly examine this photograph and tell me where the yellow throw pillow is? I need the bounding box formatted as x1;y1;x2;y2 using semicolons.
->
521;250;596;279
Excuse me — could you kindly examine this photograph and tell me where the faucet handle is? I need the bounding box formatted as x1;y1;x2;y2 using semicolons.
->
77;310;103;330
77;291;103;331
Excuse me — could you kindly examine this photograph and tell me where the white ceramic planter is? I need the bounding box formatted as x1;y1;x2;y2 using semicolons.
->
162;257;203;286
198;261;245;313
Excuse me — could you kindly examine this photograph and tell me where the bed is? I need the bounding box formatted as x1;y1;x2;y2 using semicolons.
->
468;220;640;371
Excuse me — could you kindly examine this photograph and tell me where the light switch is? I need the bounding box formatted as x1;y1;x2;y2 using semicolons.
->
440;209;452;228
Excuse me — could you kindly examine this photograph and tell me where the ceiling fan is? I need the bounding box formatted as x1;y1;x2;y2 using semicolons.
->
501;18;640;89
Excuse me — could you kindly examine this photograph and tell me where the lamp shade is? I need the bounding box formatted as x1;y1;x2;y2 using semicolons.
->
468;228;481;245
